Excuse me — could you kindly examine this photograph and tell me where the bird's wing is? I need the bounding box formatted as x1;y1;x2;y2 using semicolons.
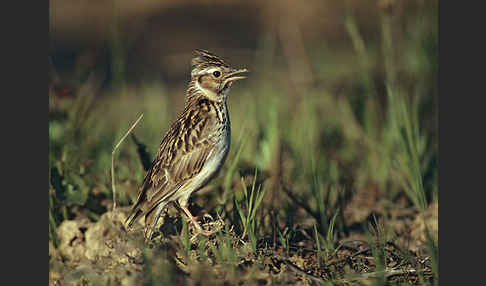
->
125;101;218;227
144;137;216;208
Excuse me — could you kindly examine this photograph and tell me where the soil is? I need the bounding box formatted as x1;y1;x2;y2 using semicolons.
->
49;202;437;286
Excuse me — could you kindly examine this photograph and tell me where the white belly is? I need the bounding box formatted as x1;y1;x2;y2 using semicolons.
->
177;126;230;204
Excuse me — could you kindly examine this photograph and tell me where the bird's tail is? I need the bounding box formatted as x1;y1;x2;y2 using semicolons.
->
124;208;142;230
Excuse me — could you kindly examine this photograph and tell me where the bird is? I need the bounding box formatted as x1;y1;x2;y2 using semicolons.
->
125;49;248;240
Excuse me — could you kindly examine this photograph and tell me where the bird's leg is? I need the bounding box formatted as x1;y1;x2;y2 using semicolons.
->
178;203;214;236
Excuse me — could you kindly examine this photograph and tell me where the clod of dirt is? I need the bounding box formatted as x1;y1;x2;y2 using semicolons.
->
63;263;106;285
84;210;143;263
52;209;145;286
57;218;92;263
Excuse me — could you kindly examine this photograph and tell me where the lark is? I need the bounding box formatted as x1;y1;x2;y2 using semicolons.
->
125;49;248;240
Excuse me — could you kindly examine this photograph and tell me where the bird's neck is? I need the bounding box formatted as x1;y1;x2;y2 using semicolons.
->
185;80;226;107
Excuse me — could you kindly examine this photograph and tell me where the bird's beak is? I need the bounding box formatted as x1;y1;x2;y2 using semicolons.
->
224;68;249;82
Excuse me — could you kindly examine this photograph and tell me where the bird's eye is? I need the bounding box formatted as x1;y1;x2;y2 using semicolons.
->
213;71;221;78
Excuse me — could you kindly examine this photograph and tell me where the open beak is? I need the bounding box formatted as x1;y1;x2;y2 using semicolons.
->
224;68;249;83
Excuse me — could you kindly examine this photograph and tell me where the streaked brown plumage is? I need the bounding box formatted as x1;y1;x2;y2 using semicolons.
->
125;49;248;240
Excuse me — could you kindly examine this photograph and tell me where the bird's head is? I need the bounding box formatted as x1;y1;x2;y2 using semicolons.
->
189;49;248;101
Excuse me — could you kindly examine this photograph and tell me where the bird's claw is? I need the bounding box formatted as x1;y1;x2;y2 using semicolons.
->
202;213;214;221
190;228;218;243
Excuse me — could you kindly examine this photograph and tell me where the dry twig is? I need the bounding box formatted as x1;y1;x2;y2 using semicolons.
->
111;114;144;211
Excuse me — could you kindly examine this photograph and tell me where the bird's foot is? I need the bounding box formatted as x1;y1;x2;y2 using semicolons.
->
201;212;214;222
188;217;224;242
190;227;219;243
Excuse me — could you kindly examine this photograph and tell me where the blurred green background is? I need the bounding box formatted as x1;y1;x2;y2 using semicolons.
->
49;0;438;283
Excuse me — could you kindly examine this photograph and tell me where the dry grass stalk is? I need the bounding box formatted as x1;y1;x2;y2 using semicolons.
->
111;113;144;211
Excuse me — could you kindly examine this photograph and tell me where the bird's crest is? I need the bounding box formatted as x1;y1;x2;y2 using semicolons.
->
191;49;228;76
